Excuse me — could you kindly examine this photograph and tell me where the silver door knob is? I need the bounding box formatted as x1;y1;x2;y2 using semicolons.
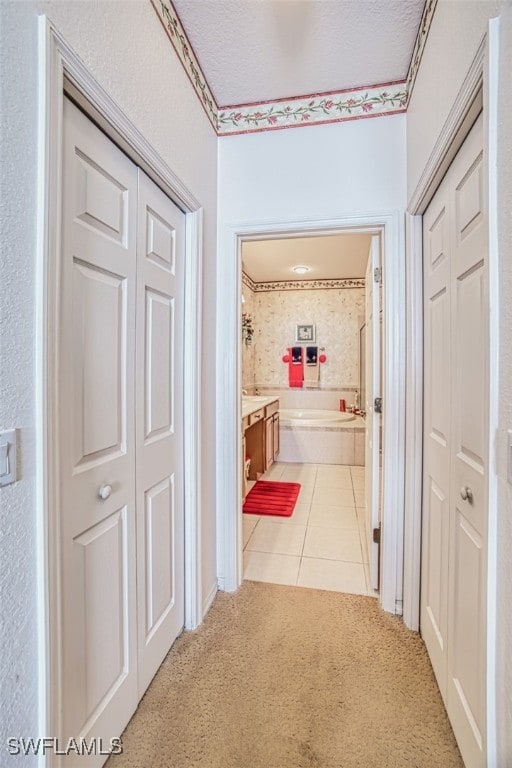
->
98;484;112;500
460;486;473;503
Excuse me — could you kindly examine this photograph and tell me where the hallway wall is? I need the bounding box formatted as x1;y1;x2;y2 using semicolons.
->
406;0;505;201
0;1;218;758
406;1;512;760
219;114;406;224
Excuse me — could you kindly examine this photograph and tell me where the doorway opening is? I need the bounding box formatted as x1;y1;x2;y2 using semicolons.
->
216;212;405;617
240;232;381;596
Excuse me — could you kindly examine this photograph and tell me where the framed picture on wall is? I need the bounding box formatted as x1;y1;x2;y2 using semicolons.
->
295;324;316;343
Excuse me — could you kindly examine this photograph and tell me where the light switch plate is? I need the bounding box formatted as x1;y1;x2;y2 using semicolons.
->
508;430;512;486
0;429;17;487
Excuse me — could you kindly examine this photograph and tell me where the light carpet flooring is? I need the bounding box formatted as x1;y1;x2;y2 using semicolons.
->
243;462;375;595
106;582;463;768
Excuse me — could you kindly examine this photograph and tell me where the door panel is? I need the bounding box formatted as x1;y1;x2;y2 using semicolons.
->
72;262;126;467
144;477;176;639
447;114;487;768
421;173;451;691
145;289;174;440
61;98;138;763
136;170;185;696
422;113;487;768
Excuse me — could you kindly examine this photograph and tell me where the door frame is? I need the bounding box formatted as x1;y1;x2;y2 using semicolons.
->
216;211;405;616
404;23;500;765
36;17;204;760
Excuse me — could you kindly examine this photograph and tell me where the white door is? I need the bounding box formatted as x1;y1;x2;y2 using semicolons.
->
136;170;185;695
60;98;138;760
422;171;451;691
446;114;487;768
60;99;186;764
364;235;381;590
422;114;487;768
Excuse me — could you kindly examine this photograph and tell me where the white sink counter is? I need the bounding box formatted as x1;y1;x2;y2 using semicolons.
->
242;395;279;419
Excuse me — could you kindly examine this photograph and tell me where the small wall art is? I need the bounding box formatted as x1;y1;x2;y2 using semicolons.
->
295;324;316;343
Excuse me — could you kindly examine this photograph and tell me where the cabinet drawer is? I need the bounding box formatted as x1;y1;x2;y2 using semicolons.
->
265;400;279;418
249;408;265;426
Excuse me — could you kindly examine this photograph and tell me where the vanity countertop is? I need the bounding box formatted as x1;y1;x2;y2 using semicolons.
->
242;395;279;419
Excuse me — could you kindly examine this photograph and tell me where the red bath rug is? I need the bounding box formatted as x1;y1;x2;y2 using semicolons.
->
243;480;301;518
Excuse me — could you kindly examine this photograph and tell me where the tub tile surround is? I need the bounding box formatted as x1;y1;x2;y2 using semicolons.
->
243;463;376;596
278;415;365;466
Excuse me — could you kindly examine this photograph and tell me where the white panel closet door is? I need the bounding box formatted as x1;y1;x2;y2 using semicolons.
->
60;98;138;762
364;236;381;590
421;172;451;694
136;170;185;695
447;113;487;768
422;114;487;768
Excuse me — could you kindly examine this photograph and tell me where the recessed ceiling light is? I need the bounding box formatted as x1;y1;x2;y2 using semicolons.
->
293;265;310;275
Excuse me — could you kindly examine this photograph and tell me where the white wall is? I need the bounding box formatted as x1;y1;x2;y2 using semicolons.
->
0;0;217;756
407;0;504;200
496;5;512;763
219;114;407;224
406;0;511;759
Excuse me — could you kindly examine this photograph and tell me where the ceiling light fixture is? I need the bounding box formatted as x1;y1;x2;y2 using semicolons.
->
293;265;310;275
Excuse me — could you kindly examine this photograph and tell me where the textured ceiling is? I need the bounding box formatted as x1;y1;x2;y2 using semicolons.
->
172;0;425;106
242;233;372;282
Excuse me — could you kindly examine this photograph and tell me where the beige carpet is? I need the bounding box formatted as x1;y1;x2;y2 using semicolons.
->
106;582;463;768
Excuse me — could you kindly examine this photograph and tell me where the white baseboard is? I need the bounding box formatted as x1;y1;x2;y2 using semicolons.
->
202;581;218;619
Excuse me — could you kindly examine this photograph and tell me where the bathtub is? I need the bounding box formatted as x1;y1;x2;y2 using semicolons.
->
278;408;364;465
279;408;356;427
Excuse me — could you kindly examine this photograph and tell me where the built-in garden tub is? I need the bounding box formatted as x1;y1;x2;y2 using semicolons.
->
278;408;365;465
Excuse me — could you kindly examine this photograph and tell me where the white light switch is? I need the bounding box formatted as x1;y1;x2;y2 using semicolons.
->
508;430;512;486
0;429;17;487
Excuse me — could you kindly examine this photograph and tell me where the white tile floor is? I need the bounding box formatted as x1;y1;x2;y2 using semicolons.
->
243;462;378;597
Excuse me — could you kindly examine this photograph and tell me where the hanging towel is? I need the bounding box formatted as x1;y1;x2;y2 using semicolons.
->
306;346;318;365
304;346;319;388
288;347;303;387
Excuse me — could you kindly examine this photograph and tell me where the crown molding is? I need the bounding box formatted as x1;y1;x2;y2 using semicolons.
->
151;0;438;135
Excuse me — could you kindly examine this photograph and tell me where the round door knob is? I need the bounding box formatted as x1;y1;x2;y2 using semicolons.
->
460;486;473;503
98;484;112;500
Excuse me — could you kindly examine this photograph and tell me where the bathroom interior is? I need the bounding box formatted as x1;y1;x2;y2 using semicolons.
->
241;232;380;596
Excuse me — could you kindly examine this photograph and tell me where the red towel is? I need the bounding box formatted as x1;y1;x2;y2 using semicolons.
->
288;347;303;387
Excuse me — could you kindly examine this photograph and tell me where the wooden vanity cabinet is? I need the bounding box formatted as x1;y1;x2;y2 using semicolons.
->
244;399;280;484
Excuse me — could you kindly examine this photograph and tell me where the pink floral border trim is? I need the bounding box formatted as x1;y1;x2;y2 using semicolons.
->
406;0;438;103
218;83;407;136
150;0;438;135
151;0;217;130
242;272;365;292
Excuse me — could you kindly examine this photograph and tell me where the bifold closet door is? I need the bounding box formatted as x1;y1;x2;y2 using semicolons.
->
60;98;139;761
135;170;185;696
422;170;451;692
60;99;186;765
422;114;487;768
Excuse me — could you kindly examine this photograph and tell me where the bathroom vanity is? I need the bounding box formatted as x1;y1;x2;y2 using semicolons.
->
242;396;280;499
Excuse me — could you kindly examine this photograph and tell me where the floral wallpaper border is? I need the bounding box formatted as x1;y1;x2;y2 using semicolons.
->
242;273;365;292
242;272;256;292
151;0;438;135
151;0;217;130
218;83;407;136
406;0;438;103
